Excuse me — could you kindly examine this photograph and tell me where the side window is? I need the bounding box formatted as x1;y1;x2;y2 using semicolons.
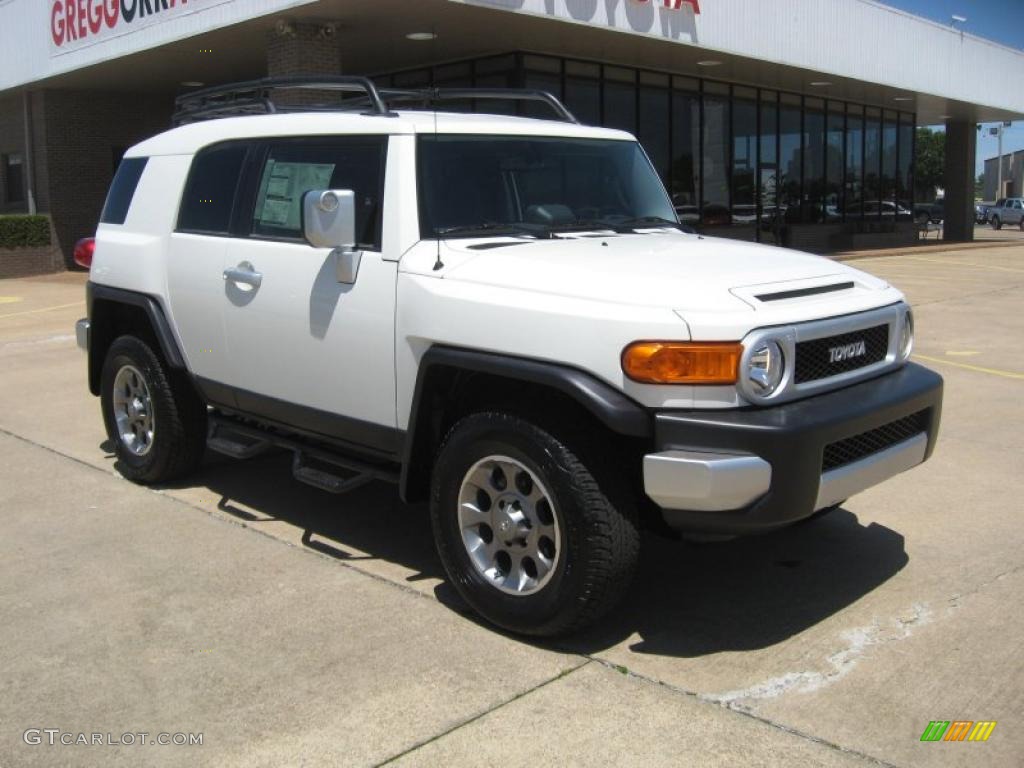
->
177;143;248;235
250;137;386;250
100;157;148;225
1014;200;1023;210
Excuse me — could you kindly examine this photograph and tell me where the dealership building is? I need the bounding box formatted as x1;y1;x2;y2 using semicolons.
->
1;0;1023;264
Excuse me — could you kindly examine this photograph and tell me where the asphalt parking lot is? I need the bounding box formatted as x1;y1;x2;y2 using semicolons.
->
1;241;1022;767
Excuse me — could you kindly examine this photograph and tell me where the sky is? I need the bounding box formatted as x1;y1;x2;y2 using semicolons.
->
880;0;1024;180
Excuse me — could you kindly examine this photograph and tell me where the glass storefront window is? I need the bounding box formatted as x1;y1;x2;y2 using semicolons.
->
637;72;670;184
603;66;637;133
826;102;844;223
670;82;700;226
732;86;758;235
779;94;802;225
898;113;914;218
760;91;779;240
564;60;600;126
865;107;882;220
803;97;826;223
523;55;562;119
702;83;730;226
846;105;864;220
882;110;899;217
377;53;916;240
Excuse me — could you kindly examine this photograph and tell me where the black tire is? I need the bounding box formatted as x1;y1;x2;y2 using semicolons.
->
100;335;207;484
430;412;639;637
992;216;1002;230
1019;219;1023;232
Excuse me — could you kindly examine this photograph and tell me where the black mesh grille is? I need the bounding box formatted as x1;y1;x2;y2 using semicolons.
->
822;410;929;472
795;324;889;383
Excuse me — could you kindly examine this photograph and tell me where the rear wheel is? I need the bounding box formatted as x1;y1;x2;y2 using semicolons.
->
101;335;207;483
430;412;639;637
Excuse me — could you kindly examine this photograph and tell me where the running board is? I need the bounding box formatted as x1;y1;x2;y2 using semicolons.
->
207;422;273;459
292;453;373;495
206;413;399;493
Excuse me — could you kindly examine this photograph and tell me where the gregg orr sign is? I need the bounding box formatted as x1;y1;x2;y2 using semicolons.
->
50;0;232;53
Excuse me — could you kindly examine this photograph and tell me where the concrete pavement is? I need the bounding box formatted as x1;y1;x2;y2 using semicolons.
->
1;244;1023;766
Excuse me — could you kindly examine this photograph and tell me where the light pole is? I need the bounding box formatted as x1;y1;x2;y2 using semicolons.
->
990;122;1012;199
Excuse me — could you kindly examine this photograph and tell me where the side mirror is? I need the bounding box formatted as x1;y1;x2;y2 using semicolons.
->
303;189;356;249
302;189;361;284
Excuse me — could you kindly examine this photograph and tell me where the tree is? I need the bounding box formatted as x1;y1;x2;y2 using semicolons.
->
915;128;945;202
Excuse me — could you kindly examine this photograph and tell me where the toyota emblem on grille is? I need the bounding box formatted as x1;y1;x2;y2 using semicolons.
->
829;340;867;363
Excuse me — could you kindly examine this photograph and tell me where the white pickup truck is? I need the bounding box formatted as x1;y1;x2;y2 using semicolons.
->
76;77;943;636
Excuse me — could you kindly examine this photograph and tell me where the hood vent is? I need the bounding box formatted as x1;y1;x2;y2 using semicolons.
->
755;281;855;302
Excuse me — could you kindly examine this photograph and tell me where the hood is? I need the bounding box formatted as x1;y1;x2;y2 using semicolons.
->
438;232;891;314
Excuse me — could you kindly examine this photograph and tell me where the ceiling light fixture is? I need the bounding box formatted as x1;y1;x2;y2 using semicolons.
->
810;81;832;87
180;81;205;87
696;60;721;66
406;32;437;41
893;96;913;102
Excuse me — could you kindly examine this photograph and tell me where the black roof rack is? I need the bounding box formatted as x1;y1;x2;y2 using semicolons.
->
172;75;580;126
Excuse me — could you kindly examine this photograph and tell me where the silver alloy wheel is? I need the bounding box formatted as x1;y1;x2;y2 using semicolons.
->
457;455;561;596
112;364;155;457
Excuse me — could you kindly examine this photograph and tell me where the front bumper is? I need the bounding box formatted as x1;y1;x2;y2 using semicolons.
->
645;362;942;534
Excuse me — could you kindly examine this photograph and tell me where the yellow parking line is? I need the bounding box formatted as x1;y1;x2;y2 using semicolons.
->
0;301;82;320
916;354;1024;380
0;296;23;305
901;256;1024;274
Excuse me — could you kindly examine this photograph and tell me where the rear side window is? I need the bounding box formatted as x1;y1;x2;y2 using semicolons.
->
177;144;248;235
249;137;386;250
100;157;148;225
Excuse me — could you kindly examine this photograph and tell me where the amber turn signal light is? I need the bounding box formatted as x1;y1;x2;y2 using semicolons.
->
622;341;742;384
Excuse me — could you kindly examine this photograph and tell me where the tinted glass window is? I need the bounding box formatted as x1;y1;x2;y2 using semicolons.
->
670;87;700;224
732;91;758;232
803;102;825;223
100;157;148;225
702;93;730;226
250;138;386;249
637;78;670;184
417;135;675;237
845;108;864;220
779;98;802;223
178;145;247;234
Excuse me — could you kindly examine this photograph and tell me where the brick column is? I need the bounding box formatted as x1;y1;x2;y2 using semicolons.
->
266;20;343;105
942;119;978;242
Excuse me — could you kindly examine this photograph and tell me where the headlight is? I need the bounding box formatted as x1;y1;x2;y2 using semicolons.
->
899;309;914;360
746;340;785;396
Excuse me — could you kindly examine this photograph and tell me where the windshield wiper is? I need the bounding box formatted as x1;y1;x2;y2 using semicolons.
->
435;222;556;239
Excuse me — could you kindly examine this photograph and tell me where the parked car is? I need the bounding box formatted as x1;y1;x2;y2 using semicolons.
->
975;203;990;224
914;199;943;224
75;77;943;637
987;198;1024;230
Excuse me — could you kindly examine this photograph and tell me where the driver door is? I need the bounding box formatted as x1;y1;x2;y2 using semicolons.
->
220;136;399;456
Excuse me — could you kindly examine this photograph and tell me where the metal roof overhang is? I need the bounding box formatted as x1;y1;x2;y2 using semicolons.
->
3;0;1021;126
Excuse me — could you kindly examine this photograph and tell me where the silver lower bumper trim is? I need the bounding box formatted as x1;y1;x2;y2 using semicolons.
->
643;450;772;512
75;318;89;352
815;433;927;511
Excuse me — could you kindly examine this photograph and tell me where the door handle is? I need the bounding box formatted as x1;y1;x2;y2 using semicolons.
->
223;262;263;289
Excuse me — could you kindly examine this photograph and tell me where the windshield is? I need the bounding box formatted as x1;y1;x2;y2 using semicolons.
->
417;135;678;238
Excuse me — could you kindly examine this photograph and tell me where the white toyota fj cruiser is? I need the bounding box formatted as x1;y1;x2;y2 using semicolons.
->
76;77;943;636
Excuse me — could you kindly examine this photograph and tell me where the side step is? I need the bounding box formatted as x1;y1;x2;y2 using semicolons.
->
207;422;273;460
205;413;399;495
292;452;374;495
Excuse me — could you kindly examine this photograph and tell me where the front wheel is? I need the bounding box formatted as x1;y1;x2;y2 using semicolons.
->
430;412;639;637
100;335;207;484
991;216;1002;230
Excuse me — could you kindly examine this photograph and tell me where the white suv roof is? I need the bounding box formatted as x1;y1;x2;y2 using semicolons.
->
129;110;635;158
